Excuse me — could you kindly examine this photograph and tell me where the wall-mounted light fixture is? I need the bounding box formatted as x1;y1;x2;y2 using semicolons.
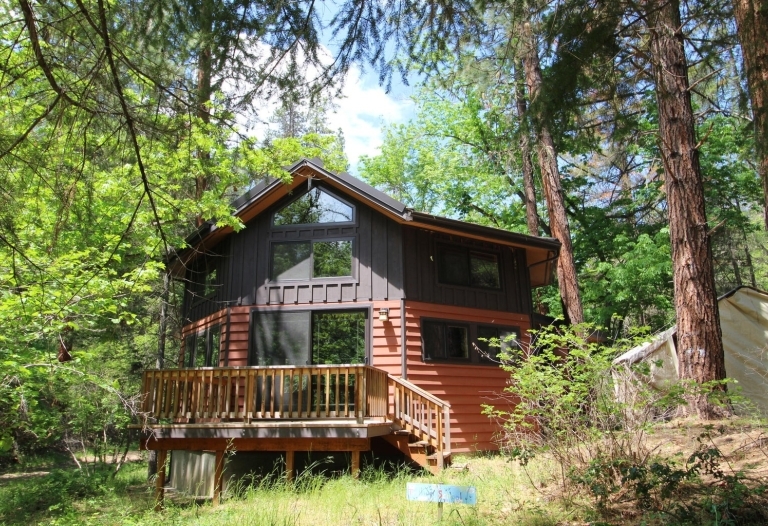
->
378;308;390;322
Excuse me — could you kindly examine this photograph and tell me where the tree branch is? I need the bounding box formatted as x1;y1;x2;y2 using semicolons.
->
94;0;169;255
0;93;61;161
19;0;87;110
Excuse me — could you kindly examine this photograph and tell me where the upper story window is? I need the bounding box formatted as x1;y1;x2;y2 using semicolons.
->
273;187;354;226
203;267;218;296
269;186;356;282
191;262;219;305
437;245;501;290
271;239;353;281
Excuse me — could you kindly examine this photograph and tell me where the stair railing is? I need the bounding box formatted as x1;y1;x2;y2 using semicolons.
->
387;375;451;458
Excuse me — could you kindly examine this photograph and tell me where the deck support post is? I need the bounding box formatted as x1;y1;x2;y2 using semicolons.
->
213;450;225;506
285;450;294;481
154;449;167;511
351;450;360;479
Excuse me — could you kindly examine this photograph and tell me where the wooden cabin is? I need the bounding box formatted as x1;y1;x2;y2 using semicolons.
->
137;158;560;504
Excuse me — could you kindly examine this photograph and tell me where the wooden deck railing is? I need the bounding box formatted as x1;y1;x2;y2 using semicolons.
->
388;375;451;459
140;365;451;457
141;365;390;424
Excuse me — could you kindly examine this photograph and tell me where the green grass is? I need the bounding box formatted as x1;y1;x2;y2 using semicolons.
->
0;455;573;526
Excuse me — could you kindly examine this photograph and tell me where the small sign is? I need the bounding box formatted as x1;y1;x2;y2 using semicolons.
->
406;483;477;505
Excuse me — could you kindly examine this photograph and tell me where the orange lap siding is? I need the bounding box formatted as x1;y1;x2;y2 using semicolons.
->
403;300;529;453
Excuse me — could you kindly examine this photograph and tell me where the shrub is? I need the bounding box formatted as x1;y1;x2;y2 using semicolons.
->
485;324;768;522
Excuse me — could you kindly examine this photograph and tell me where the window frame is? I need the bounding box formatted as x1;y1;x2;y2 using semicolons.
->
183;324;222;368
435;243;503;291
248;306;371;366
268;237;356;282
420;317;520;365
190;261;220;307
420;318;471;363
271;187;356;228
475;324;520;364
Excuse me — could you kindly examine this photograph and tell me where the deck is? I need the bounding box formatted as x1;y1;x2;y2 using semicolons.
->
134;365;451;507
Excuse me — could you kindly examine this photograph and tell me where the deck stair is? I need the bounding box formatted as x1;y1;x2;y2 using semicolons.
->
380;429;452;474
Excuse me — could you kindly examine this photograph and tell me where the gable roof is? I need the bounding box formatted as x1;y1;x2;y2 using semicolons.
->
172;158;561;287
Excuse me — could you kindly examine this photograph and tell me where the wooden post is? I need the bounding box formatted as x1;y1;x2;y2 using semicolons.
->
285;450;294;482
357;370;366;424
213;450;225;506
351;450;360;479
443;405;451;454
154;449;167;511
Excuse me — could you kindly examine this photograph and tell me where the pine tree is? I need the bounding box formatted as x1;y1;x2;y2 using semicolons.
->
733;0;768;230
646;0;728;417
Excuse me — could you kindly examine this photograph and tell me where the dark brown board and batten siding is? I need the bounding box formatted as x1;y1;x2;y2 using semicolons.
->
402;227;533;316
182;186;405;325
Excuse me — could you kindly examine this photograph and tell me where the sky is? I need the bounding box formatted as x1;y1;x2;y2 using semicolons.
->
229;40;417;175
325;65;415;174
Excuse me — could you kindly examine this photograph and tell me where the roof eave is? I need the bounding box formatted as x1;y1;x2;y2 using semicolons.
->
409;211;561;252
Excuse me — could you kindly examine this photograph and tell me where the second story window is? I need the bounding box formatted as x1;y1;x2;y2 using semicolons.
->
203;267;218;296
269;186;357;282
437;245;501;290
273;187;354;226
191;262;219;305
271;239;353;281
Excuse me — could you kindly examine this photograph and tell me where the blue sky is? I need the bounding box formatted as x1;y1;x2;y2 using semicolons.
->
325;65;415;173
228;39;418;174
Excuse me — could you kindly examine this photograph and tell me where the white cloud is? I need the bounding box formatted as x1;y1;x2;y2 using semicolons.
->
224;42;414;173
327;66;414;173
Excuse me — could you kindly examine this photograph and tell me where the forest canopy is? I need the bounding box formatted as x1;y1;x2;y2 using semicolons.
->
1;0;766;458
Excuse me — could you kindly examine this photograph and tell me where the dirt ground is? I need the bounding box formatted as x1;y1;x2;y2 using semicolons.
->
645;418;768;480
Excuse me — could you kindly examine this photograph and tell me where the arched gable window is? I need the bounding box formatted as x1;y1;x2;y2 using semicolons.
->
273;187;354;226
269;186;356;282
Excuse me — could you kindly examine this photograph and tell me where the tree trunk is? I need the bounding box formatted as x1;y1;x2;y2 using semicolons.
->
522;24;583;324
647;0;728;418
148;269;170;480
194;0;214;227
733;0;768;230
515;61;540;237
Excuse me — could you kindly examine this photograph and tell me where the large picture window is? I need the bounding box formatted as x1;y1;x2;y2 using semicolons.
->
436;245;501;289
271;239;352;281
250;309;367;366
421;318;519;365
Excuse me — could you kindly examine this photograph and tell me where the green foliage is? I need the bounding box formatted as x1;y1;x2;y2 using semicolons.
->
484;324;626;449
488;325;768;523
359;88;529;231
580;229;674;331
0;460;150;524
569;428;768;524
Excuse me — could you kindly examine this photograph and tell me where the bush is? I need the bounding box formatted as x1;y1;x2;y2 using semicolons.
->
485;324;768;523
484;324;671;483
